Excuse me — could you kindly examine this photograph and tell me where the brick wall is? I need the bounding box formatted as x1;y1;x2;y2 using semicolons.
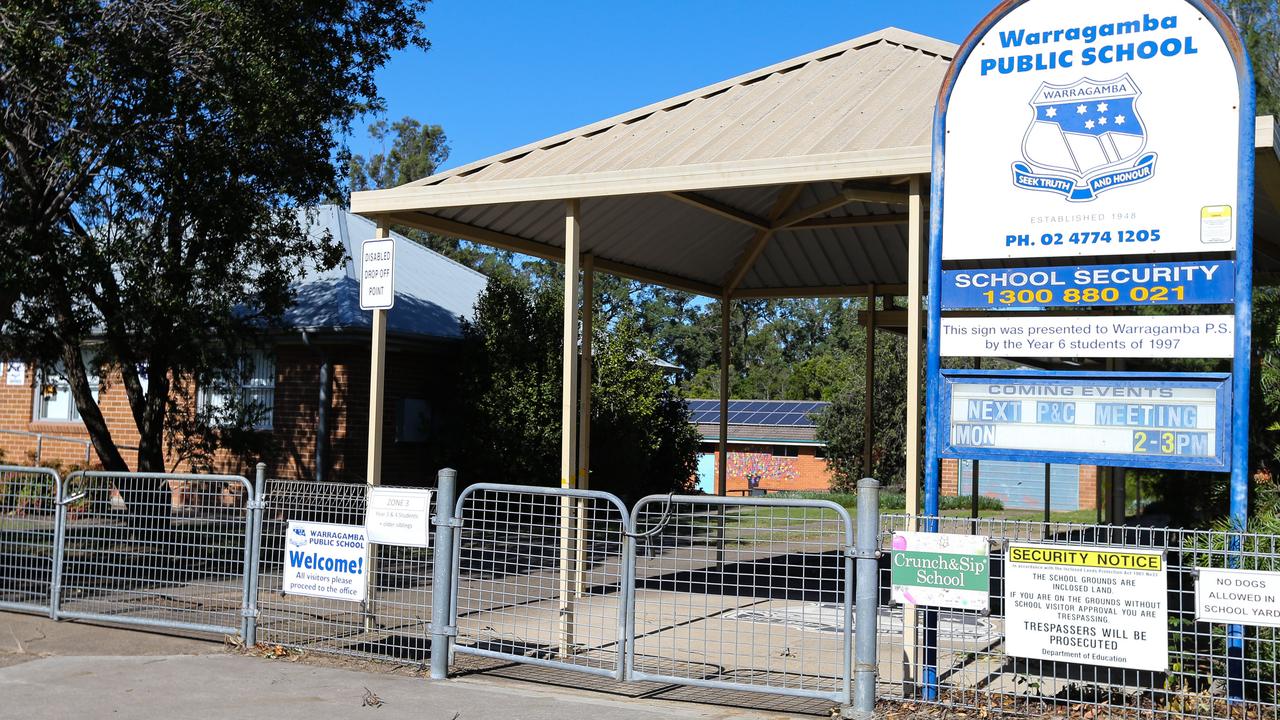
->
706;443;834;494
940;457;1098;511
0;341;459;486
941;458;959;495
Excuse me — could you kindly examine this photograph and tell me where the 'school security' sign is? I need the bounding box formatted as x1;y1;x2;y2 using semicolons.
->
283;521;369;602
359;238;395;310
1196;568;1280;627
941;1;1241;260
891;532;991;612
1005;543;1168;672
938;371;1230;472
941;260;1234;310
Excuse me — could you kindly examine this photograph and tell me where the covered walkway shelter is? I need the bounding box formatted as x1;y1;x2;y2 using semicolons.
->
351;27;1280;514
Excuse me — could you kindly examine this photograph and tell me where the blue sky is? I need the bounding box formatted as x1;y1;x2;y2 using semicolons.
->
348;1;990;174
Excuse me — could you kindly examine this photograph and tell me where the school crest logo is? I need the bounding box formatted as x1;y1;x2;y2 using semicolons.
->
1011;74;1157;202
288;526;308;548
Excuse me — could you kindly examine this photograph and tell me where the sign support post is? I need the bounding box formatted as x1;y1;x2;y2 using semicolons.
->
927;0;1254;704
361;220;396;631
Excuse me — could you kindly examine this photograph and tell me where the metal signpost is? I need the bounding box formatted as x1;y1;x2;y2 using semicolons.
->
926;0;1254;702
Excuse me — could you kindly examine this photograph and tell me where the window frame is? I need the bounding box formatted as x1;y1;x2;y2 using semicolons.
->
199;349;276;431
32;355;100;423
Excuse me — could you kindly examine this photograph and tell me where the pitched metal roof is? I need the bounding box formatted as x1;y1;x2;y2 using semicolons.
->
351;28;955;297
351;28;1280;295
410;27;953;190
282;205;488;340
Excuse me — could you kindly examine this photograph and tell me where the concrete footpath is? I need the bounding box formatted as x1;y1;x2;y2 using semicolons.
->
0;612;805;720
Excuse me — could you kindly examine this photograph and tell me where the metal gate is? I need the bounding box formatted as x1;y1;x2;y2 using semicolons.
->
626;494;855;703
0;465;62;617
446;484;857;704
450;483;632;678
55;470;258;637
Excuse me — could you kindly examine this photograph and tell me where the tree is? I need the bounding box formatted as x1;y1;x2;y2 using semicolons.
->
816;328;910;492
350;117;449;191
441;273;700;501
0;1;429;522
1221;0;1280;115
348;117;519;278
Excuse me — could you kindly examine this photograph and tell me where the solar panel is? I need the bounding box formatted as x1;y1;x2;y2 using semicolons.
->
681;399;830;426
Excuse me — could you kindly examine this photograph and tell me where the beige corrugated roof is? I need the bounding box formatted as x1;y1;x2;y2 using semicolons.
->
351;28;1280;295
415;27;953;189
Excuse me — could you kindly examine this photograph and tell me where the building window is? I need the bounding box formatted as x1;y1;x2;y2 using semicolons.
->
201;350;275;430
396;398;431;443
771;445;799;458
34;357;100;422
815;446;827;459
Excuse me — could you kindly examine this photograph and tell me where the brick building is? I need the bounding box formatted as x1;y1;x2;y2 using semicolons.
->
681;398;1098;510
688;399;834;494
0;206;487;485
941;458;1098;511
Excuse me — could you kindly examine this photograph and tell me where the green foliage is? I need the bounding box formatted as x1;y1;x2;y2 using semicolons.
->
0;0;428;473
1219;0;1280;115
350;118;449;191
776;490;1003;512
347;117;519;279
441;273;700;502
816;327;911;492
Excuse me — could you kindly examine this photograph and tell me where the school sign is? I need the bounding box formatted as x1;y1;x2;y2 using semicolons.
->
922;0;1254;700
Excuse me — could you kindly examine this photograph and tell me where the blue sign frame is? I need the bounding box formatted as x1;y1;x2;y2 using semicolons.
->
924;0;1254;702
936;370;1232;472
941;260;1236;310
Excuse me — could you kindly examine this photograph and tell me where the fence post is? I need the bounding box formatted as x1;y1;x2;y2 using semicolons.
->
430;467;458;680
242;462;267;647
50;469;66;621
851;477;881;719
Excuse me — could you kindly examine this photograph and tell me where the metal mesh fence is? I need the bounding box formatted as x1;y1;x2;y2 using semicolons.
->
56;471;253;636
0;466;60;615
879;514;1280;720
451;484;629;678
627;496;853;702
255;480;435;662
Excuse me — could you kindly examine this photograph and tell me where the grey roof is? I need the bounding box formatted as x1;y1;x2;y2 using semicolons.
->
694;424;822;445
282;205;488;340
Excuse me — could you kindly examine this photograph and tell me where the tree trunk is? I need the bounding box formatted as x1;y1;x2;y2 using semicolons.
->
59;343;128;472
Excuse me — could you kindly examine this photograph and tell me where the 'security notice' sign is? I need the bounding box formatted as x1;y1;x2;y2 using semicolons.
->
1005;543;1168;671
941;1;1241;260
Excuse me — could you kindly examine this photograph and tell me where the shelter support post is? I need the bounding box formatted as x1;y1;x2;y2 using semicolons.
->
571;254;594;629
363;220;391;631
717;294;730;496
715;293;731;566
558;200;582;656
903;175;926;694
863;286;876;477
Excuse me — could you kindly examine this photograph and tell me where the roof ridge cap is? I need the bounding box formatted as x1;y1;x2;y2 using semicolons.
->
403;27;954;190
